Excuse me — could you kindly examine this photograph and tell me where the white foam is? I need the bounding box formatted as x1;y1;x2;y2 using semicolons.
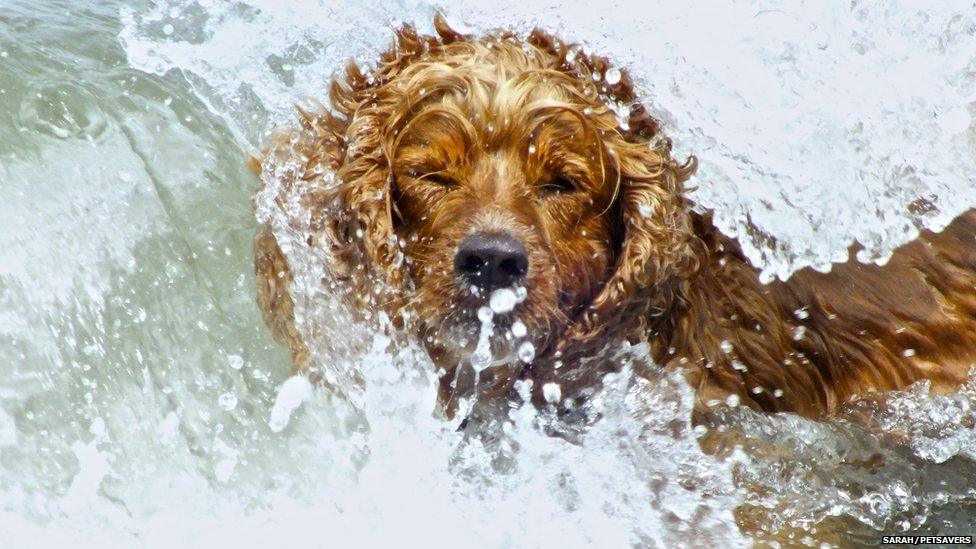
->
0;406;18;448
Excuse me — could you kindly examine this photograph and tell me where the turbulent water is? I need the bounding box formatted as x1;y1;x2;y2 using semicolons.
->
2;0;976;547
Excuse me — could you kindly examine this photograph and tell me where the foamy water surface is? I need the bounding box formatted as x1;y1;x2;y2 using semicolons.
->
2;0;976;546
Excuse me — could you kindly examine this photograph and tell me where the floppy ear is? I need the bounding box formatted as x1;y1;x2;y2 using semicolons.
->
300;34;428;295
253;90;404;317
329;154;406;294
323;19;478;297
505;34;701;352
564;141;698;348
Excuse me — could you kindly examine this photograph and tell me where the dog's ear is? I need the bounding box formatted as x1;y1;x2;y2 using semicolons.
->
328;149;403;290
565;142;698;347
316;19;468;293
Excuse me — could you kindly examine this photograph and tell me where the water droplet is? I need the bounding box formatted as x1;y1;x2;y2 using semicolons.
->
514;286;528;301
794;307;809;319
720;340;733;354
162;24;174;36
227;355;244;370
902;348;916;357
605;67;621;85
517;341;536;363
477;306;493;323
489;288;518;314
218;392;238;411
542;382;561;404
511;320;527;338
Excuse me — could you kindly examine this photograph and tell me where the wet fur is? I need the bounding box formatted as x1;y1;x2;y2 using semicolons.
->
253;17;976;418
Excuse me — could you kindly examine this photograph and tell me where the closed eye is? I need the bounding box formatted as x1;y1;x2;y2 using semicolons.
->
539;175;578;197
419;171;458;188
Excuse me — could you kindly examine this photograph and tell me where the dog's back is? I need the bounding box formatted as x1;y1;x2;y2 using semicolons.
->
677;210;976;416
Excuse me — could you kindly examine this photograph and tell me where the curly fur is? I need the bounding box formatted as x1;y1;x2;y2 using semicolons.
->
254;16;976;418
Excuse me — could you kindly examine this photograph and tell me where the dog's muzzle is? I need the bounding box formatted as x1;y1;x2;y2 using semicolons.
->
454;232;528;292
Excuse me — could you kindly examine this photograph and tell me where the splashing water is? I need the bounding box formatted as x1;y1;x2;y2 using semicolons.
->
267;375;313;433
488;288;520;314
471;307;495;372
1;0;975;547
118;0;976;281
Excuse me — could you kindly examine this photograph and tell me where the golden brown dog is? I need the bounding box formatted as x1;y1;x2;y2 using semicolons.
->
253;16;976;419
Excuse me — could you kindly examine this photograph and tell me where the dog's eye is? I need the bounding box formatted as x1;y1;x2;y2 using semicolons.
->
420;172;458;188
539;175;578;197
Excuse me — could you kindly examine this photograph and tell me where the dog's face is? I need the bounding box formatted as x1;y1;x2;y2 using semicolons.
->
294;21;696;386
391;84;619;363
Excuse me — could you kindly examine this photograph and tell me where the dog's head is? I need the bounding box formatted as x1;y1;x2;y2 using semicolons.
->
280;17;697;393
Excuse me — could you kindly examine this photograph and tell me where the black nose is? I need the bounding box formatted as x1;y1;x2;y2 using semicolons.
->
454;232;529;292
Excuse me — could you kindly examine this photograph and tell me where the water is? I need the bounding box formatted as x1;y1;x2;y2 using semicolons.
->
2;1;976;547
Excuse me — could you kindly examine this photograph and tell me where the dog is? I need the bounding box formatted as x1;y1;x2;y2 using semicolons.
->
253;16;976;419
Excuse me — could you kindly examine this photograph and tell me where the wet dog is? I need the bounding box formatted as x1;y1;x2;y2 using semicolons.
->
253;16;976;418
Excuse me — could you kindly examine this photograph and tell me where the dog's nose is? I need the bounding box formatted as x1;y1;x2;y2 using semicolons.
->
455;232;529;292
